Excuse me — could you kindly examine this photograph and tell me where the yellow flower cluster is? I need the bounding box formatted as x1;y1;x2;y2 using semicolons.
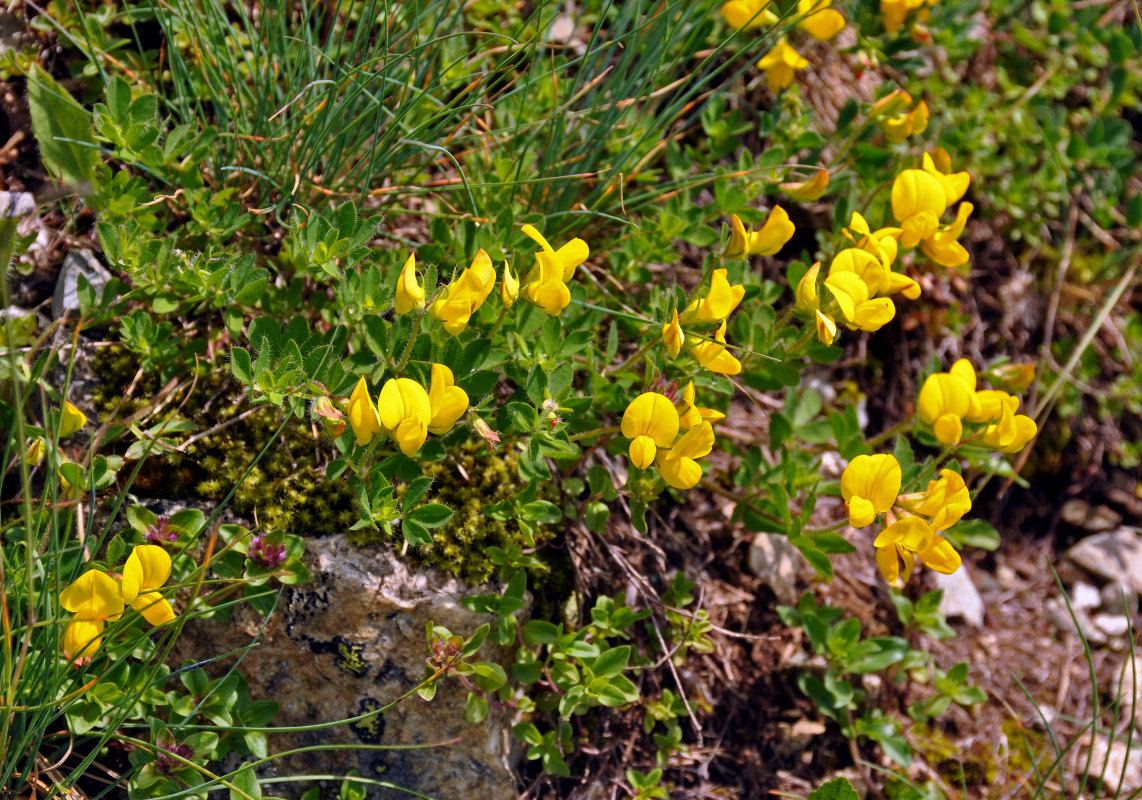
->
347;365;469;457
621;387;722;490
720;0;846;92
881;0;938;34
840;454;968;584
918;359;1037;451
793;150;973;346
58;545;175;661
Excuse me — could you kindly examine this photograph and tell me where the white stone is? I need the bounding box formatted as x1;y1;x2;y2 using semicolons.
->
53;249;113;319
748;532;809;605
933;565;985;627
1071;581;1102;610
1067;528;1142;595
1093;613;1131;639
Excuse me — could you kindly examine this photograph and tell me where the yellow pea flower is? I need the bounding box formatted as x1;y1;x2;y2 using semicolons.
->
794;263;838;346
891;168;948;248
823;271;896;331
920;201;973;267
621;392;680;469
121;545;176;626
59;569;125;660
757;38;809;94
314;396;346;438
377;378;432;457
880;0;926;32
501;263;519;307
427;364;469;435
917;370;980;446
60;401;87;437
922;150;970;207
429;249;497;334
981;404;1037;453
657;421;715;490
725;210;796;256
721;0;776;29
874;515;960;585
676;381;726;429
840;453;901;528
680;269;745;325
900;469;971;531
26;438;47;466
781;169;830;202
662;310;684;358
394;253;425;315
688;320;742;375
347;377;382;446
828;248;890;296
872;91;929;143
519;224;589;316
796;0;845;41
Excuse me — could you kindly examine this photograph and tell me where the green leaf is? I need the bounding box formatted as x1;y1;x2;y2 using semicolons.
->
229;766;261;800
230;347;253;384
26;65;99;187
405;503;452;529
403;476;433;509
942;519;1000;551
592;646;630;679
401;519;431;546
465;691;489;723
808;778;859;800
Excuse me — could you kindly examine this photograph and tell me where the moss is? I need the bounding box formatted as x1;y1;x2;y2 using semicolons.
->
909;720;997;786
91;346;356;536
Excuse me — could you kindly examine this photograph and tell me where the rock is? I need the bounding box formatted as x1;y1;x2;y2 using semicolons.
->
932;565;985;627
172;535;516;800
1066;528;1142;598
1093;613;1130;639
1046;597;1105;644
0;190;35;218
1062;499;1122;532
1071;581;1102;610
1080;733;1142;793
53;249;113;319
749;533;811;604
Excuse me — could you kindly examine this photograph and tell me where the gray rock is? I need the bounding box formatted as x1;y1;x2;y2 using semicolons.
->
0;191;35;218
932;564;985;627
172;535;517;800
53;249;112;319
749;533;811;604
1093;613;1131;639
1080;734;1142;793
1071;581;1102;610
1066;528;1142;597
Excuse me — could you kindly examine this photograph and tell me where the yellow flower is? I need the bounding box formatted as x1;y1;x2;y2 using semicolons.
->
840;453;901;528
721;0;776;29
981;404;1037;453
662;310;684;358
377;378;432;457
828;248;889;296
901;469;971;531
621;392;680;469
891;168;948;248
501;263;519;307
922;150;970;207
920;201;973;267
59;569;124;660
427;364;469;436
880;0;926;32
429;249;497;334
757;38;808;93
314;396;346;438
26;438;47;466
872;91;929;143
874;516;961;585
347;377;382;446
676;382;725;429
688;320;742;375
794;262;838;346
796;0;845;40
657;421;715;490
917;370;980;446
823;271;895;331
990;362;1036;393
680;269;745;325
781;169;830;202
520;224;589;316
120;545;176;626
726;210;796;256
60;401;87;437
394;253;424;315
